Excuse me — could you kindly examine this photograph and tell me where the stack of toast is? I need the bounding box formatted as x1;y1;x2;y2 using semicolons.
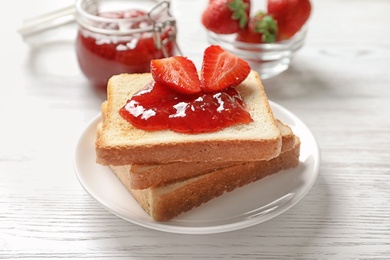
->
96;70;300;221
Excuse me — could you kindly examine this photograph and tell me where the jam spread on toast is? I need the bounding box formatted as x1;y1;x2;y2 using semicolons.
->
119;81;253;134
119;45;253;134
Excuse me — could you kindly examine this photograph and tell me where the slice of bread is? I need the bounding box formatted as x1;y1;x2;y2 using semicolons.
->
110;136;300;221
129;119;296;189
96;70;282;165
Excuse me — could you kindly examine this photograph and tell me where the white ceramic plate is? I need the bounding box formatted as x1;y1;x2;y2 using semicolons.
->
74;101;320;234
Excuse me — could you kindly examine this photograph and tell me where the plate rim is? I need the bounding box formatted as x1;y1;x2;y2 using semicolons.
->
74;100;320;234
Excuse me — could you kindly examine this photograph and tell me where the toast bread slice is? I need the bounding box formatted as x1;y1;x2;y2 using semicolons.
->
128;120;296;189
96;70;282;165
110;136;300;221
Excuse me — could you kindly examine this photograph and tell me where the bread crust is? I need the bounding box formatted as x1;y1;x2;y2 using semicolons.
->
97;138;281;165
153;138;300;221
130;120;295;189
110;137;300;221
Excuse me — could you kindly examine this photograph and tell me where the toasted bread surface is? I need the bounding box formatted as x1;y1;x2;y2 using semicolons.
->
96;71;282;165
110;136;300;221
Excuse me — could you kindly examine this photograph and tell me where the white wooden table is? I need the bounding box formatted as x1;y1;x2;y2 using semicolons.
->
1;0;389;258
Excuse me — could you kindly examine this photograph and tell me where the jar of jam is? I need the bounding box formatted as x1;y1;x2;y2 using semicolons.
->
75;0;180;90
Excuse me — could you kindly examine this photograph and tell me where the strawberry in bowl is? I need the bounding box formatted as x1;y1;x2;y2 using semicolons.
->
201;0;312;79
201;0;251;34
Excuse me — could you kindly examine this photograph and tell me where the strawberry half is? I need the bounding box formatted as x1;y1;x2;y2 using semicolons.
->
200;45;251;92
150;56;202;94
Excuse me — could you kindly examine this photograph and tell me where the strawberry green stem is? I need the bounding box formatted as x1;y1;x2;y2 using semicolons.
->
228;0;249;29
254;13;278;43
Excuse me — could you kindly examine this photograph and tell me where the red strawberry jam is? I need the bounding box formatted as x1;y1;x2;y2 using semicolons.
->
76;9;176;90
119;81;253;134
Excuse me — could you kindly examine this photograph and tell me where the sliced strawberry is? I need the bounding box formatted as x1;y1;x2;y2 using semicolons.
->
150;56;202;94
201;0;251;34
236;12;278;44
200;45;251;92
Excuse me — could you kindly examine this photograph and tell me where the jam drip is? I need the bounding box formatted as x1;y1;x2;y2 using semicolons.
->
119;82;253;134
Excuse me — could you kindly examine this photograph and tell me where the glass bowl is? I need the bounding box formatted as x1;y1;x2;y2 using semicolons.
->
206;26;308;79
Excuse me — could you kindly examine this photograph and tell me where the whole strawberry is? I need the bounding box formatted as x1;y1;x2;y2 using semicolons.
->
201;0;251;34
267;0;311;41
236;12;278;43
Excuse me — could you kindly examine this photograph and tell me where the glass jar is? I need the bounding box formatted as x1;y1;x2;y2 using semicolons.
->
75;0;180;90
